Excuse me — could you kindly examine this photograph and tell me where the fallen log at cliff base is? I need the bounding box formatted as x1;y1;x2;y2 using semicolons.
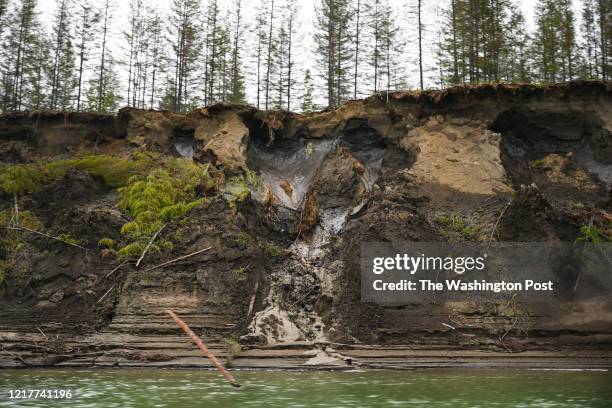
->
166;309;241;388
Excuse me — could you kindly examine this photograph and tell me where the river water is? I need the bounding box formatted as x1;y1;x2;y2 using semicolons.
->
1;369;611;407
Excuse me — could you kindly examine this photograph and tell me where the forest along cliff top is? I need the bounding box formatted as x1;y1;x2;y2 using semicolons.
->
0;81;611;369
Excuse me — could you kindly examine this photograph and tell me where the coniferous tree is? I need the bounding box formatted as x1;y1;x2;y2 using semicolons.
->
368;0;383;93
229;0;246;104
598;0;611;80
284;0;298;110
95;0;111;112
300;68;315;112
147;12;163;108
49;0;76;111
438;0;526;85
502;9;531;83
380;1;404;94
533;0;576;83
0;0;10;41
314;0;353;108
213;21;231;102
559;0;577;81
124;0;146;107
253;3;268;109
274;23;287;109
75;1;99;111
405;0;428;89
1;0;42;112
264;0;275;110
203;0;220;105
352;0;363;99
167;0;201;112
85;54;120;113
25;30;51;110
581;0;601;79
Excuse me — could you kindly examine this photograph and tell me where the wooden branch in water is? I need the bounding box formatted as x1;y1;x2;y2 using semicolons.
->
136;223;167;267
140;247;212;273
166;310;240;387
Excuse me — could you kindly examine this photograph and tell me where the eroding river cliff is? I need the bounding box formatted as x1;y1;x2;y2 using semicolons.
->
1;82;611;369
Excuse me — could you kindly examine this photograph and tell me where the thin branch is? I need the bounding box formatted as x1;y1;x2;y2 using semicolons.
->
140;247;212;273
7;225;88;251
136;223;166;267
37;327;47;339
487;201;511;248
96;285;114;304
105;260;128;279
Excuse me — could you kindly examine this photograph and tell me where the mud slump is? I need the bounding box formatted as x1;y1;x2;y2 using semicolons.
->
247;136;337;209
245;120;387;344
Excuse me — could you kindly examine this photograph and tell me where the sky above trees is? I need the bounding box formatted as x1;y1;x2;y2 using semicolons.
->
1;0;609;113
32;0;556;92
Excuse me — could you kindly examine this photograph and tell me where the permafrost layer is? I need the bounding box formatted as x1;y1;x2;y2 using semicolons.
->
0;81;611;369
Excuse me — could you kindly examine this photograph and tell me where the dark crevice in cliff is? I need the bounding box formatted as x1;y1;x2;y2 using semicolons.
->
172;126;195;158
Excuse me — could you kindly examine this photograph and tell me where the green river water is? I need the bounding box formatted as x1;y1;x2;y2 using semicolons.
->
1;369;611;407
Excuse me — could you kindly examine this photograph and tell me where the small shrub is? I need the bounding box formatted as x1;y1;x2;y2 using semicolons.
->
435;212;478;239
575;225;610;243
117;241;146;260
435;214;452;226
98;238;116;249
436;213;464;229
0;164;44;195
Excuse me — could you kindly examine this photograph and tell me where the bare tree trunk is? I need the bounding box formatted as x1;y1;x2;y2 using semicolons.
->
451;0;459;83
599;0;607;80
265;0;275;110
231;0;242;103
418;0;423;90
286;9;293;110
353;0;361;99
98;0;109;112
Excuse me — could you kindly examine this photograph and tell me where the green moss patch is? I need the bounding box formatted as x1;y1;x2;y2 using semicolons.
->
116;161;213;260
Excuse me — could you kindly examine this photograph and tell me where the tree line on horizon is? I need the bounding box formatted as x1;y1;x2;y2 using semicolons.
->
0;0;610;115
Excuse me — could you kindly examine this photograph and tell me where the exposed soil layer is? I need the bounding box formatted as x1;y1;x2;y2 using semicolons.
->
1;81;611;369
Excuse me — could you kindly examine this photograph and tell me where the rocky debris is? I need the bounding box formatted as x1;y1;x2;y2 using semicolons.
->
302;348;345;366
